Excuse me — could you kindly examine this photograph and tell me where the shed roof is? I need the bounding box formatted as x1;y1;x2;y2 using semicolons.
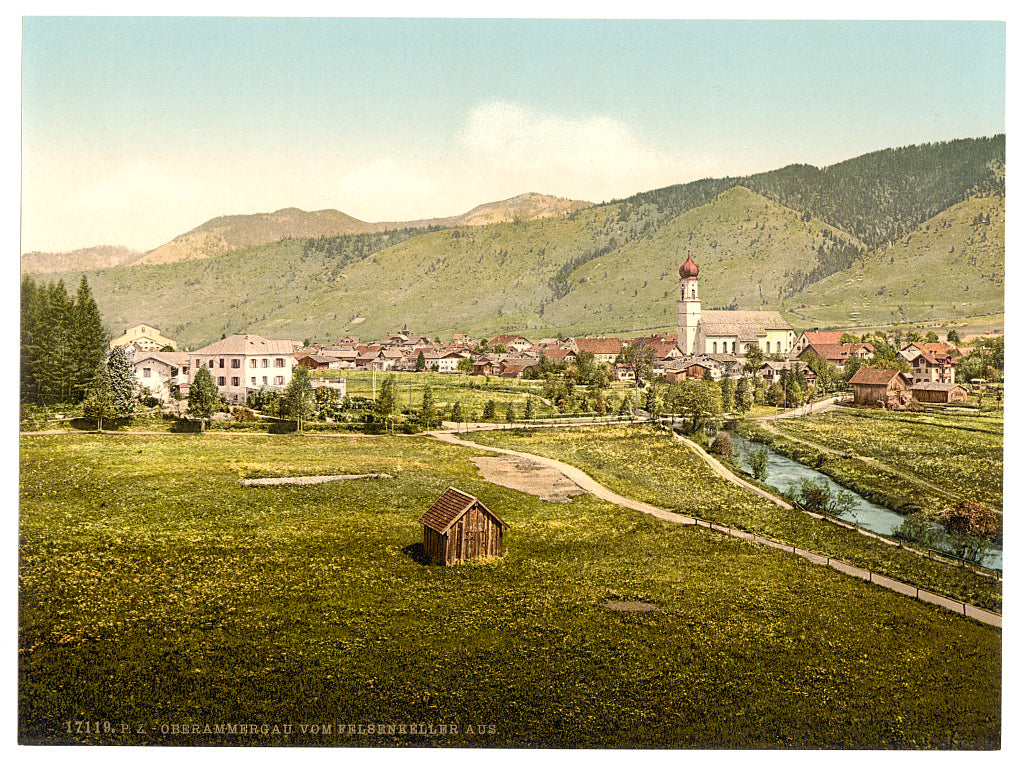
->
911;382;967;392
418;487;509;533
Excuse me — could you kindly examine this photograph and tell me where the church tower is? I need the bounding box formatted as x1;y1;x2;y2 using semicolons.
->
677;252;701;354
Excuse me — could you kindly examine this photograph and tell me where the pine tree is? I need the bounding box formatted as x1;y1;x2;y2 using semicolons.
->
524;397;535;421
482;400;497;420
734;376;752;413
20;276;42;404
415;350;426;372
420;384;435;428
107;346;137;417
505;402;515;423
188;366;219;431
720;377;734;412
34;280;74;405
71;276;107;402
450;401;463;423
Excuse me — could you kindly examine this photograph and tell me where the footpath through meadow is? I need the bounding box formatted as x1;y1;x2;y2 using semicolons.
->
427;429;1001;629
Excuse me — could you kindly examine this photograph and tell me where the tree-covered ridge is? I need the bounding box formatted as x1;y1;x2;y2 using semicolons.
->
301;226;441;281
743;136;1005;249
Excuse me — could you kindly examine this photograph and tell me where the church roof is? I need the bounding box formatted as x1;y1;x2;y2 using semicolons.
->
679;254;699;279
699;310;792;339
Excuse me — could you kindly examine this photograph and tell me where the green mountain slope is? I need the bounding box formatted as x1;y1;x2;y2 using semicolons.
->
540;186;863;335
785;195;1004;330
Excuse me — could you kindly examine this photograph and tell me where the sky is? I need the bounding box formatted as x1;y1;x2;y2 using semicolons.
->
19;12;1007;254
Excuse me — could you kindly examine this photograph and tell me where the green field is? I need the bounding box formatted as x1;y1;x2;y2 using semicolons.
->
20;432;1000;748
735;407;1004;513
467;426;1002;611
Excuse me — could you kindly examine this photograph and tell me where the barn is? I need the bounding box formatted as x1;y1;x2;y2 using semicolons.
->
911;382;970;404
849;368;912;408
418;487;509;565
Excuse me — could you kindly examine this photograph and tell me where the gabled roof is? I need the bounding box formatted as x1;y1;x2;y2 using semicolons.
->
799;330;846;345
573;337;624;355
134;351;190;367
192;334;295;356
849;368;909;386
699;310;792;338
418;487;509;533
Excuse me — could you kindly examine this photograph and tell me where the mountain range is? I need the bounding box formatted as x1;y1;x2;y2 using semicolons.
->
22;136;1005;348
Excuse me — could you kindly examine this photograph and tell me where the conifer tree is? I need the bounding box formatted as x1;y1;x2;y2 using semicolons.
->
71;277;107;402
107;346;137;417
420;384;435;428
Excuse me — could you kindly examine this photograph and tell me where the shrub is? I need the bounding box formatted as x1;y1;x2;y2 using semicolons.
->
939;500;1002;542
709;431;733;456
748;446;769;481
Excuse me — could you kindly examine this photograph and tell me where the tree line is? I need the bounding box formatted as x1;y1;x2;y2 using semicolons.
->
21;275;107;406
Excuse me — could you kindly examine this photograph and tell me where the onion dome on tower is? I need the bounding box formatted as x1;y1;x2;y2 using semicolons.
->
679;253;699;279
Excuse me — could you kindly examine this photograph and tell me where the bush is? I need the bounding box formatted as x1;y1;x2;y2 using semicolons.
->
939;500;1001;542
748;446;769;481
231;406;257;422
787;478;855;519
709;431;732;456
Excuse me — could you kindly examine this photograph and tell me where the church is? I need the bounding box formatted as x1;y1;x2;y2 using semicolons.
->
676;253;795;358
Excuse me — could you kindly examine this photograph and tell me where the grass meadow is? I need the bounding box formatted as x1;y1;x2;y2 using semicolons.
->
19;432;1000;748
735;407;1004;513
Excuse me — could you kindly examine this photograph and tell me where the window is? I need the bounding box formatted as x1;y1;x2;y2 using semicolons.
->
712;342;717;354
776;341;781;353
250;359;257;368
251;377;257;385
143;368;151;378
209;359;214;368
262;376;268;385
275;376;284;386
262;359;268;368
275;358;285;368
231;377;239;387
219;359;225;368
218;377;225;386
231;359;241;368
196;358;201;368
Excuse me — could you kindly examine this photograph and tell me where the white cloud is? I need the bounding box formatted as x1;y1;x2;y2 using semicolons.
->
457;100;704;202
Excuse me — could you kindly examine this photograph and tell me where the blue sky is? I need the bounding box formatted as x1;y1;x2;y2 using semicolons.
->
21;15;1006;252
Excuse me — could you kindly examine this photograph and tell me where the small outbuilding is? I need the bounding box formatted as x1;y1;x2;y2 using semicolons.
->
911;382;970;404
849;368;912;409
419;487;509;565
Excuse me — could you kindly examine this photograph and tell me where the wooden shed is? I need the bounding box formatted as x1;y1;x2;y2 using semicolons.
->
911;382;970;404
418;487;509;566
849;368;911;408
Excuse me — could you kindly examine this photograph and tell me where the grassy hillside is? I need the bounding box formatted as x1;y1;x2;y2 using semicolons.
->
21;245;142;275
541;186;862;334
786;195;1004;330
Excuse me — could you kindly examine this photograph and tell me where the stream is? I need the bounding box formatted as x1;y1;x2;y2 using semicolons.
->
727;431;1002;570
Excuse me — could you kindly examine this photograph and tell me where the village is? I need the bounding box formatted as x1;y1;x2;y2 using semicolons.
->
119;253;988;414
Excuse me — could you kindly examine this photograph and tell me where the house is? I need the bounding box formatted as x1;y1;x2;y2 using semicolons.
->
418;487;509;565
133;351;190;402
487;334;533;353
791;330;846;358
572;337;624;364
294;353;342;370
848;368;912;409
186;334;296;404
108;323;177;352
758;360;814;386
911;382;969;404
901;348;956;385
309;377;347;402
800;342;874;369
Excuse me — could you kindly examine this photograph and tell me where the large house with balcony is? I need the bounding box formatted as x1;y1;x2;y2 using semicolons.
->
185;334;297;404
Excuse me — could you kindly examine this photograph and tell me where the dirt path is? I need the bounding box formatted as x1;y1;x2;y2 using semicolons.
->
426;430;1001;628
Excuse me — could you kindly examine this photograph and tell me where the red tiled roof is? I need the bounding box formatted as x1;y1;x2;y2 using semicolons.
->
801;331;846;345
573;337;624;355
